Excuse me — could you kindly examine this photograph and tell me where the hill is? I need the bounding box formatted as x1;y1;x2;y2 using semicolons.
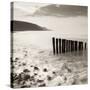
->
11;20;48;31
34;4;87;17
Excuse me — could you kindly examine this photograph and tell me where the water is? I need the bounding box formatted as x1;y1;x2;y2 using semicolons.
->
11;31;88;88
14;16;88;35
12;15;88;88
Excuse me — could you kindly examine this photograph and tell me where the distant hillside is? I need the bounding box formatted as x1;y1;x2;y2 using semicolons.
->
11;20;48;31
33;4;87;17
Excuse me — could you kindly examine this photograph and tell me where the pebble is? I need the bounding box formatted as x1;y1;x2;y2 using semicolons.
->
38;83;46;87
23;69;30;73
37;79;44;83
24;74;30;81
43;68;48;72
34;67;39;70
47;75;52;81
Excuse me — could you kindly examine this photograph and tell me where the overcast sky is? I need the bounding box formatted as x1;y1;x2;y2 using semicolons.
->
13;2;50;14
11;2;88;38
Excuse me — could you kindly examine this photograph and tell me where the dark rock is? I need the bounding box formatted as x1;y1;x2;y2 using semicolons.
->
22;63;26;66
21;84;31;88
64;77;67;81
15;57;19;60
38;83;46;87
30;65;33;67
34;73;38;76
18;72;30;81
16;73;25;84
19;64;21;67
67;68;72;73
24;74;30;81
23;69;30;73
34;66;39;70
47;75;52;81
58;83;61;86
43;68;48;72
21;85;28;88
52;71;56;74
18;72;25;80
72;81;77;85
37;79;44;83
30;76;35;81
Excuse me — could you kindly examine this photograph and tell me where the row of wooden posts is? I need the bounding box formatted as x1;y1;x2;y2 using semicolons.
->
52;37;87;55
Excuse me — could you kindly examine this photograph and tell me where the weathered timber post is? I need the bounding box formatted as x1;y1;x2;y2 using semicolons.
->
52;37;55;55
66;40;69;52
79;41;80;51
71;40;74;52
72;40;74;52
59;38;61;54
81;42;83;50
62;39;65;53
65;40;67;52
56;38;59;54
68;40;71;52
77;41;79;51
75;41;78;51
79;41;82;51
64;39;66;53
85;42;87;50
70;40;72;52
68;40;70;52
74;41;75;52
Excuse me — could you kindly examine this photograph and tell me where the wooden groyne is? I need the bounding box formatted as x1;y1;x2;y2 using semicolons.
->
52;37;87;55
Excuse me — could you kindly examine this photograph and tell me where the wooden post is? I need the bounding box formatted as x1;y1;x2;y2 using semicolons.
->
70;40;72;52
65;40;68;52
67;40;69;52
73;41;74;51
68;40;71;52
71;40;74;52
79;41;80;51
75;41;78;51
85;42;87;50
79;41;82;51
56;38;58;54
59;38;61;54
81;42;83;50
52;37;55;55
73;41;75;51
77;41;79;51
65;39;66;53
62;39;65;53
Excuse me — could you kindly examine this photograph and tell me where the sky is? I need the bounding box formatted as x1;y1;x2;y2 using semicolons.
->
13;1;50;15
12;1;87;17
11;1;88;39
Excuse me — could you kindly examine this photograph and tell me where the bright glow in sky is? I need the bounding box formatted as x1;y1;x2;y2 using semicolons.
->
14;2;50;14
